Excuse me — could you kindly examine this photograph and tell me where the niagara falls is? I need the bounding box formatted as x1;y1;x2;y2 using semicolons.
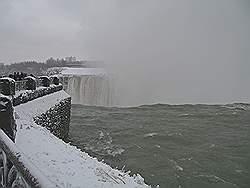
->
1;0;250;188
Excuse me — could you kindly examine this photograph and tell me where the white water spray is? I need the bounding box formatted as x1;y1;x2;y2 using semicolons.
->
66;75;114;106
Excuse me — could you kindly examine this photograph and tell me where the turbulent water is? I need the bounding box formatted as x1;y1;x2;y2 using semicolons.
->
66;75;114;106
69;103;250;188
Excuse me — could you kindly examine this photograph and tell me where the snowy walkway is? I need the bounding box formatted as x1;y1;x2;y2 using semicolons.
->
14;90;149;188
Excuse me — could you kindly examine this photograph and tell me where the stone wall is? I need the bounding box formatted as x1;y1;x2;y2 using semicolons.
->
0;77;72;187
12;83;71;141
13;84;63;106
0;79;71;141
34;97;71;141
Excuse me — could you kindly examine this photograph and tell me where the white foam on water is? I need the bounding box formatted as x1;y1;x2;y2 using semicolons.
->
143;133;158;137
84;130;125;157
194;174;238;187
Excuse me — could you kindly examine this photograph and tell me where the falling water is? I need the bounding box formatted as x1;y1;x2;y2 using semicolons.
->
66;75;114;106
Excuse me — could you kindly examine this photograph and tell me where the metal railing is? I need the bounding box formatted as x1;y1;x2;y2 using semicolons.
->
0;76;62;187
0;130;57;187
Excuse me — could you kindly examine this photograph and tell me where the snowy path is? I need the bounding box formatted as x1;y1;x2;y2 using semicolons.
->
14;91;150;188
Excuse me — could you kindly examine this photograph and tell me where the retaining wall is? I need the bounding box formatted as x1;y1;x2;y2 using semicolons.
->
34;97;71;140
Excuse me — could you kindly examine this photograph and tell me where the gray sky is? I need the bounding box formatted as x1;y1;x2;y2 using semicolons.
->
0;0;250;105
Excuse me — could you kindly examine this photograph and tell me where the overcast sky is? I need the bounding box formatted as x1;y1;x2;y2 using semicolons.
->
0;0;250;105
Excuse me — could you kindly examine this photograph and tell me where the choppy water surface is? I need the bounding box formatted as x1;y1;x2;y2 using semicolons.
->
69;103;250;188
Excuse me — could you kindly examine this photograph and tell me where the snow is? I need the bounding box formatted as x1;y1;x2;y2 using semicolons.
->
14;85;60;100
14;90;150;188
0;77;15;83
0;93;11;100
0;129;55;187
25;76;36;81
39;76;50;79
60;68;107;76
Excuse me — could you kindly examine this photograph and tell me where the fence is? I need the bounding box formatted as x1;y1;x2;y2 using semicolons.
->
0;76;60;95
0;76;62;187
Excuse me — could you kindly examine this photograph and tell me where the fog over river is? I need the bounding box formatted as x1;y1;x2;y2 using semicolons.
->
1;0;250;105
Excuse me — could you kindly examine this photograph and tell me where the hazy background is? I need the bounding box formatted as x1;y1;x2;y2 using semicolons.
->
1;0;250;105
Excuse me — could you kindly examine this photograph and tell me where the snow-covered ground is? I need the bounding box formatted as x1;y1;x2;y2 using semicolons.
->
14;90;150;188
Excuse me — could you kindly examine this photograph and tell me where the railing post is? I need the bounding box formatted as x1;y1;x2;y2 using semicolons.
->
25;76;37;90
0;95;17;186
51;76;60;85
0;78;15;96
40;76;50;87
0;95;16;142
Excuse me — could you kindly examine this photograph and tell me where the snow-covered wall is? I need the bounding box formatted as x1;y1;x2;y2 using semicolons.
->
0;79;150;188
34;97;71;140
12;84;71;140
13;87;150;188
13;84;64;106
0;84;72;187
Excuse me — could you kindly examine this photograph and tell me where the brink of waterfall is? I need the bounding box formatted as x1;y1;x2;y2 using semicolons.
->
57;68;115;106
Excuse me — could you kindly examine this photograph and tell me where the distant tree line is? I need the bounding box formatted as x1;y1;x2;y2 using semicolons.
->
0;57;78;77
0;57;102;77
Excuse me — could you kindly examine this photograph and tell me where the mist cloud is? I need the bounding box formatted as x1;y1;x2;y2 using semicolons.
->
0;0;250;105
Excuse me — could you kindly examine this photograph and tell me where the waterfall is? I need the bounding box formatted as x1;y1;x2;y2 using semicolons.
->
66;75;114;106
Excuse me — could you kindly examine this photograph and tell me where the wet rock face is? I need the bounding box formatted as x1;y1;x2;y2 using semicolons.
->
34;97;71;141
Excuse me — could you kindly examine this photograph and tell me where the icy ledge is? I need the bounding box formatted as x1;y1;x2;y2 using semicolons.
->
14;90;150;188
